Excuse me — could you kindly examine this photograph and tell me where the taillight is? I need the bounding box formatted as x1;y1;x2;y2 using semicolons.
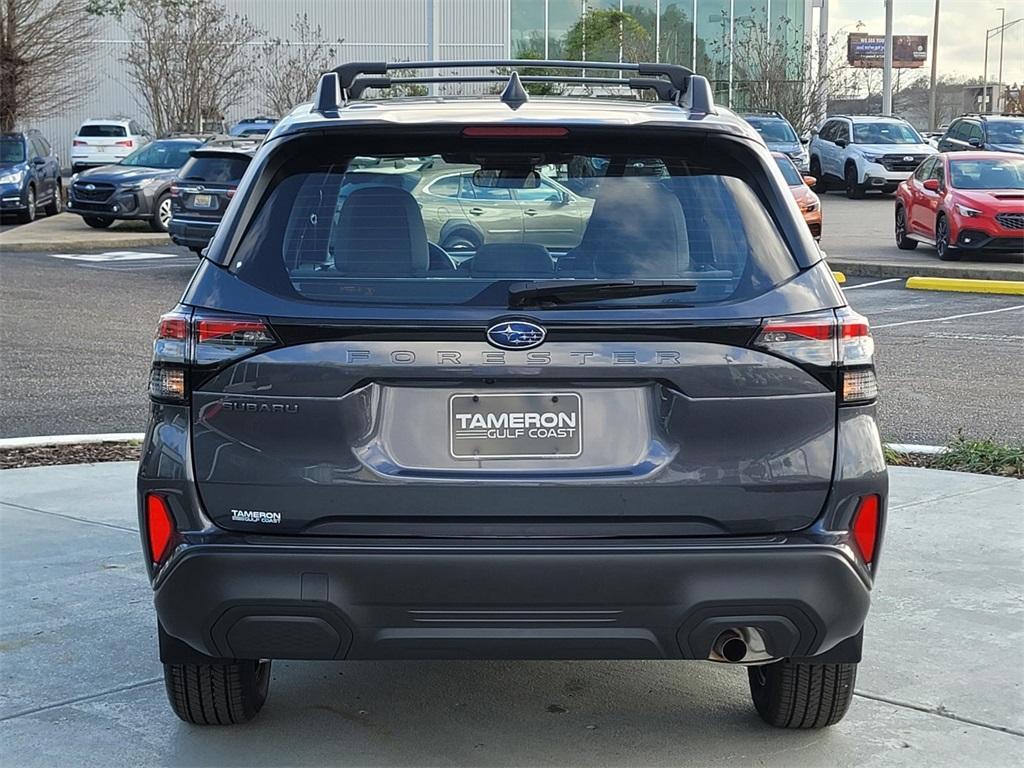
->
73;139;88;146
148;309;276;401
116;139;134;147
753;307;877;404
194;316;275;364
145;494;176;566
851;494;881;565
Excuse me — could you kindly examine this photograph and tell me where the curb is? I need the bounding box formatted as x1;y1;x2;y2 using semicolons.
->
885;443;949;456
0;433;144;449
905;276;1024;296
826;258;1024;282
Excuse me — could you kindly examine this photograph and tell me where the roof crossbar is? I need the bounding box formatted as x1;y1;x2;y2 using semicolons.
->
348;74;681;103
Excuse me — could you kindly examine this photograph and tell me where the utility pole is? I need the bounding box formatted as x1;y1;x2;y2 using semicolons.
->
996;7;1005;111
818;0;830;127
882;0;894;115
928;0;939;129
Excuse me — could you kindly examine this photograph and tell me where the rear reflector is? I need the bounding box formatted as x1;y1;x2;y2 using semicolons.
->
116;140;134;147
851;494;881;564
73;140;88;146
145;494;175;565
462;126;569;138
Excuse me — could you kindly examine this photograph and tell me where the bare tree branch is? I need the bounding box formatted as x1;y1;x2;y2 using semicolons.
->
0;0;99;131
259;13;343;117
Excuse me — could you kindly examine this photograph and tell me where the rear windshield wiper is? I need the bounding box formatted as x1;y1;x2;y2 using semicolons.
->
508;280;698;308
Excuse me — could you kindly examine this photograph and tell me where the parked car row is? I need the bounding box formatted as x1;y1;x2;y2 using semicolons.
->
0;130;63;223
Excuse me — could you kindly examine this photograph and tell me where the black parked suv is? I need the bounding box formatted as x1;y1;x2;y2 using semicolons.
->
68;138;203;231
937;114;1024;154
169;145;255;254
139;60;886;729
0;130;63;222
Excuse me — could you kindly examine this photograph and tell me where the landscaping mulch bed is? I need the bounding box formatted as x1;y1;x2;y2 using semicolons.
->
0;442;141;470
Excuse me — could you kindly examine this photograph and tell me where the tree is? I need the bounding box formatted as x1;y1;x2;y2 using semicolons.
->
259;14;342;117
563;8;651;64
87;0;260;135
0;0;99;131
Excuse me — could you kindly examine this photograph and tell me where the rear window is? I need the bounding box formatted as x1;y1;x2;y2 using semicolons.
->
179;155;251;183
231;134;800;308
78;124;127;138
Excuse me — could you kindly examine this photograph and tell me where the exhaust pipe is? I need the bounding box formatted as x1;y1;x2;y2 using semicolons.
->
713;629;748;663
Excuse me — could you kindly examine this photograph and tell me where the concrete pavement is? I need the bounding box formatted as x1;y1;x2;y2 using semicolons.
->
0;212;171;252
0;462;1020;767
818;194;1024;281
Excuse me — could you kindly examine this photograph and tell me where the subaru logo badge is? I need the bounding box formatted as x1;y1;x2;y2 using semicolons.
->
486;320;546;350
84;184;95;191
903;156;914;162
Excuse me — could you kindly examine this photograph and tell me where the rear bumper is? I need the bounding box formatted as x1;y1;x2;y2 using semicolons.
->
154;540;871;663
169;217;218;249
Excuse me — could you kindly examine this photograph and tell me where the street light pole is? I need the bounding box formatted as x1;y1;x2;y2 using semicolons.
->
882;0;894;115
928;0;939;130
996;7;1005;112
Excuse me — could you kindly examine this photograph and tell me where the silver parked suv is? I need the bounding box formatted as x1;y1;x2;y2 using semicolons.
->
809;115;935;198
138;60;887;729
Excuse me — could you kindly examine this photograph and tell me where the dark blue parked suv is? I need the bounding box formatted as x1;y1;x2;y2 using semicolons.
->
139;60;886;729
0;130;63;223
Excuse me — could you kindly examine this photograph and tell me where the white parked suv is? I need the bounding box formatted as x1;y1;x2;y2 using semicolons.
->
71;119;151;174
808;115;936;198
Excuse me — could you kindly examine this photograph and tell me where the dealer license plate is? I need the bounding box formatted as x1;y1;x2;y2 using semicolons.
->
449;392;582;459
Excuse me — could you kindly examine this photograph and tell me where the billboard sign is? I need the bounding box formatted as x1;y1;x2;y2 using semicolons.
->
847;33;928;68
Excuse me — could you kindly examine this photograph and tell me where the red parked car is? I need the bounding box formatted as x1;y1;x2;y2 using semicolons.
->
894;152;1024;260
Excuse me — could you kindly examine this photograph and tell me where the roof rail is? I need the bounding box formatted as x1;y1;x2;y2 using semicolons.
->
314;59;713;113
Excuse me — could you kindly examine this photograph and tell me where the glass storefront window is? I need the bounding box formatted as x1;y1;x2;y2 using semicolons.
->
511;0;546;57
548;0;583;59
659;1;694;67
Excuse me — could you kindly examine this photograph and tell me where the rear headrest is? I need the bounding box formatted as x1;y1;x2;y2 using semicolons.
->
333;186;429;275
579;179;688;277
470;243;553;276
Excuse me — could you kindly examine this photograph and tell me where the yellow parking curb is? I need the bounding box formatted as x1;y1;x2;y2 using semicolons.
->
905;277;1024;296
832;271;846;284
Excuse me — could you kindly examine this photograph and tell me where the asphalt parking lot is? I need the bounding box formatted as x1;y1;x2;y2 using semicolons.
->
2;201;1022;443
1;461;1020;766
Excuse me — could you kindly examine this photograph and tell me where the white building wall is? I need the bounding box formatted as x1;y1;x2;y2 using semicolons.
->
33;0;508;168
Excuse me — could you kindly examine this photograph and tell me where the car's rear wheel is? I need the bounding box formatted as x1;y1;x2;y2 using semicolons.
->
844;165;865;199
83;216;113;229
164;659;271;725
150;193;172;232
748;660;857;729
935;215;959;261
894;206;918;249
809;158;827;193
441;228;482;253
17;186;36;223
43;180;63;216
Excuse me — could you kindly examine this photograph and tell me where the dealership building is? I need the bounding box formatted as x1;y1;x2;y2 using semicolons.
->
41;0;814;166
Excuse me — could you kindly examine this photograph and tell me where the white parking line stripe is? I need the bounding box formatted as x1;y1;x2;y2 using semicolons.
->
843;278;902;290
874;304;1024;329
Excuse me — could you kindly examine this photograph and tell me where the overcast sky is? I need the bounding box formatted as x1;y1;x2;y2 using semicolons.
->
828;0;1024;84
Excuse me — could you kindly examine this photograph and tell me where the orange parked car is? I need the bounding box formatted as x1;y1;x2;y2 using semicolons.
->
773;151;822;240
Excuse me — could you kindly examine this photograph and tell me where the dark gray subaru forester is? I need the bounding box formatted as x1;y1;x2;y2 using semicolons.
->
138;60;887;728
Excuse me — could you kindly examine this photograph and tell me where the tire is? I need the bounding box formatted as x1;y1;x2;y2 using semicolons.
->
43;180;62;216
809;158;828;193
164;660;271;725
150;193;172;232
17;185;36;223
748;661;857;729
441;228;482;253
935;215;959;261
83;216;113;229
894;205;918;250
844;164;865;199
